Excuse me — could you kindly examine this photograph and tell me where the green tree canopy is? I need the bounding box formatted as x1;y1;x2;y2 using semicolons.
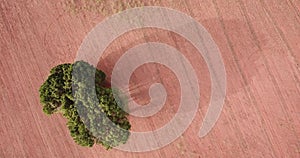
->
39;61;131;148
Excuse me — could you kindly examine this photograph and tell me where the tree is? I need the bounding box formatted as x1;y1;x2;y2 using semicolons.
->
39;61;131;148
39;63;72;115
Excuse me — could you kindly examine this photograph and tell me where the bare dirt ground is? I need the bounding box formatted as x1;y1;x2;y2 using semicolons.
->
0;0;299;157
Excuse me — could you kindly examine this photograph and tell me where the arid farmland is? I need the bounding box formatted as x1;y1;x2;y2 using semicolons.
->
0;0;299;157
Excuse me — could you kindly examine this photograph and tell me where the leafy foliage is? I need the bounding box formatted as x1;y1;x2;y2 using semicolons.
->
39;63;72;115
39;61;131;148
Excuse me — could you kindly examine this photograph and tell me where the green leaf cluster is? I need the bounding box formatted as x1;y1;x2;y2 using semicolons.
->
39;61;131;148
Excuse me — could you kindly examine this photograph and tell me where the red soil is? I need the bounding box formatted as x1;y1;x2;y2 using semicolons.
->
0;0;299;157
